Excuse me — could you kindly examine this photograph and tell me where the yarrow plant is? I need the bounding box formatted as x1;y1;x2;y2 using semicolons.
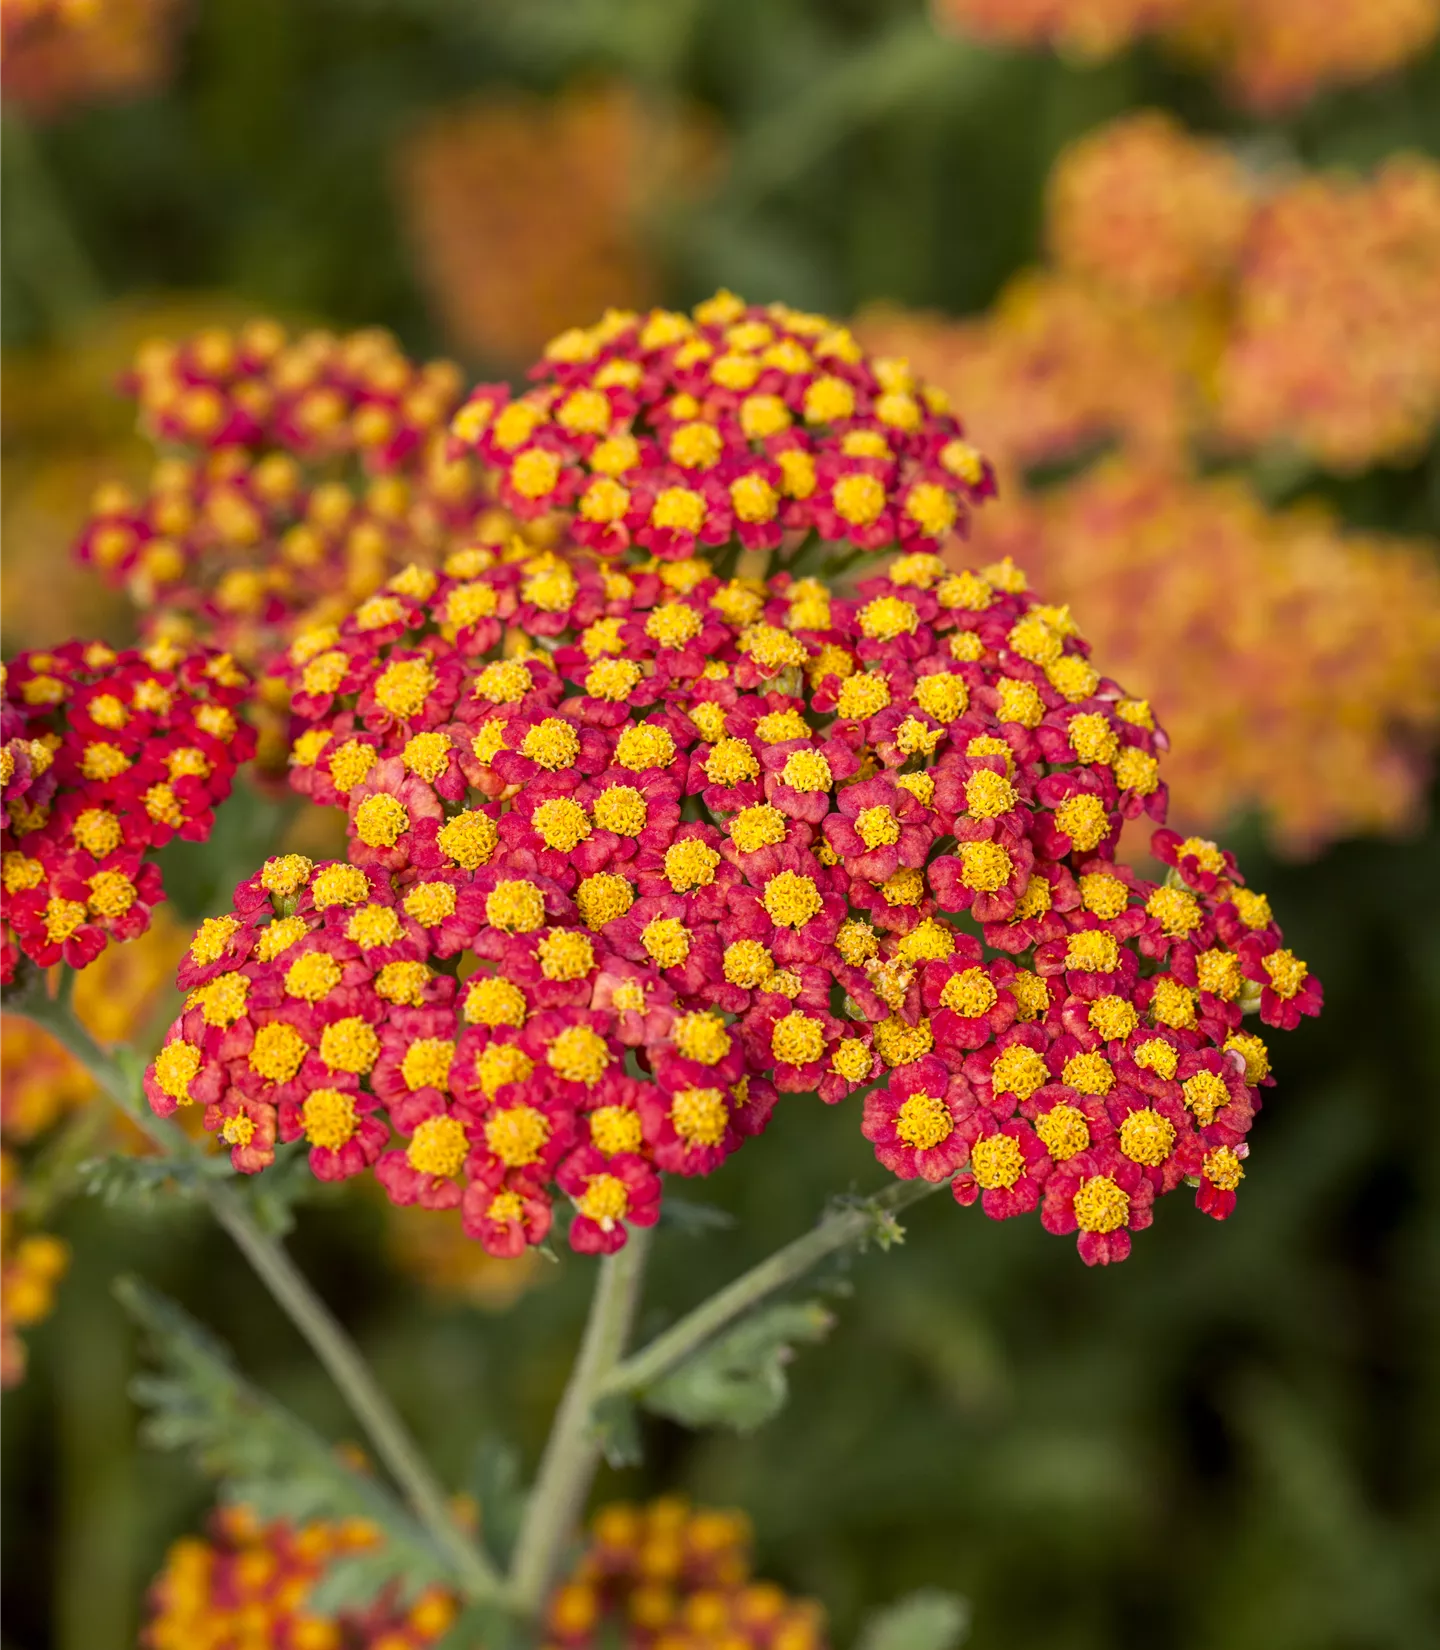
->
1;291;1323;1635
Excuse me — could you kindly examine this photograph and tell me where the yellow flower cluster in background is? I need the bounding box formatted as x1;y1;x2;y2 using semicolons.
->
932;0;1440;110
859;113;1440;850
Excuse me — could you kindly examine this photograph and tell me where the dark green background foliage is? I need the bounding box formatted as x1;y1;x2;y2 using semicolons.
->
3;3;1439;1647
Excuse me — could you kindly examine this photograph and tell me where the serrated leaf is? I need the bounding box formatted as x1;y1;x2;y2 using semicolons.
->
641;1301;833;1433
591;1392;644;1467
80;1150;234;1209
116;1276;449;1603
306;1550;418;1615
855;1591;970;1650
468;1438;525;1569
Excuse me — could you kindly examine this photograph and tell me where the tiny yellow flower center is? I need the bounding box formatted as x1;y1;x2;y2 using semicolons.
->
485;1105;551;1167
401;1038;453;1093
302;1089;358;1152
1119;1108;1175;1166
671;1087;729;1146
940;967;997;1018
320;1017;381;1075
991;1044;1048;1100
895;1092;955;1152
406;1115;468;1178
771;1011;825;1067
1035;1104;1089;1161
248;1023;308;1084
575;872;634;931
1073;1175;1129;1234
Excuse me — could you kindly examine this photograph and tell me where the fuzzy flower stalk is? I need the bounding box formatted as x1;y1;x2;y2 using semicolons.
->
130;292;1320;1267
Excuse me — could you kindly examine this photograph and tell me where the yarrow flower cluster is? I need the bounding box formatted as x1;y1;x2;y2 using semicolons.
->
1215;154;1440;471
931;0;1440;111
140;1503;459;1650
1;638;254;982
144;372;1320;1265
447;289;996;563
69;321;513;768
141;1497;825;1650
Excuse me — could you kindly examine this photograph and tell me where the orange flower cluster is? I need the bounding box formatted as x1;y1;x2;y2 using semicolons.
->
932;0;1440;110
141;1498;824;1650
0;0;180;118
1045;110;1253;306
858;115;1440;846
141;1504;455;1650
973;462;1440;852
1216;156;1440;470
399;84;722;367
879;116;1440;475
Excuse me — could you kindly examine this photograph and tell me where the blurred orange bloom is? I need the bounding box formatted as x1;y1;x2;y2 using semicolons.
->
968;463;1440;852
397;83;723;366
933;0;1440;109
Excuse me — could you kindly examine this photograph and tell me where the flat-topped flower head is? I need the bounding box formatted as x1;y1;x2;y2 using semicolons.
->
447;292;995;564
96;289;1318;1274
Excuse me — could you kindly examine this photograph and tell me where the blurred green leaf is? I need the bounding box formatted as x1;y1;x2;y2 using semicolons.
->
643;1300;833;1433
855;1591;971;1650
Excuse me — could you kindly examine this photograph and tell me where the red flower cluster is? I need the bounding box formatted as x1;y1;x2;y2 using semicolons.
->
140;1503;458;1650
122;320;467;474
1;638;254;983
128;296;1321;1265
446;290;996;561
141;1497;825;1650
70;321;502;685
147;539;1318;1264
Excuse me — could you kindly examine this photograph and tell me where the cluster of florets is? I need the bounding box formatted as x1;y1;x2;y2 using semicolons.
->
446;290;996;563
70;324;502;710
1215;154;1440;471
0;638;254;982
141;1497;824;1650
140;1503;457;1650
931;0;1440;111
547;1497;825;1650
145;505;1320;1261
122;321;468;474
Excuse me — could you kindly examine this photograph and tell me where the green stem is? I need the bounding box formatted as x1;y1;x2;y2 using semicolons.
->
599;1176;945;1402
9;979;504;1603
508;1228;653;1612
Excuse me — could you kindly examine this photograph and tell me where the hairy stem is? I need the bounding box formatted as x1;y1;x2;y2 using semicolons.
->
599;1176;945;1402
508;1229;653;1612
9;978;504;1602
